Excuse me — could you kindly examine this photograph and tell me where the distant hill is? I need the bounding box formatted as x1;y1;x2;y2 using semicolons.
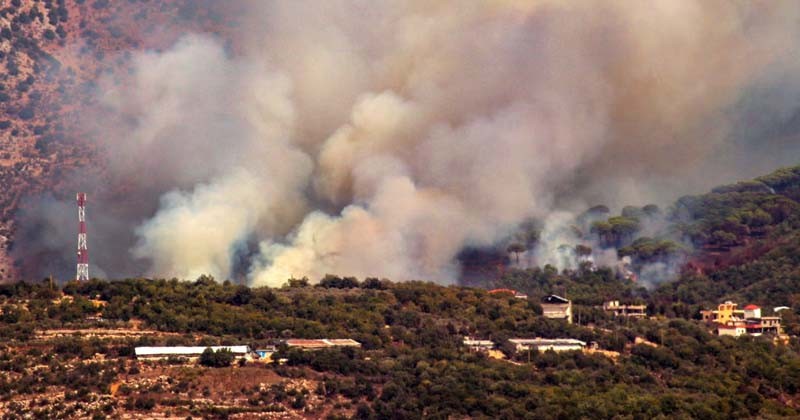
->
481;164;800;310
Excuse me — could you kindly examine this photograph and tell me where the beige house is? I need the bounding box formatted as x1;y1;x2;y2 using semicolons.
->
541;295;572;324
603;301;647;318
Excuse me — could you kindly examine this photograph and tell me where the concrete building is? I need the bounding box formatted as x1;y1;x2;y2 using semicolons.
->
717;322;747;337
463;337;495;352
509;338;586;353
134;346;252;361
760;316;782;333
602;301;647;318
541;295;573;324
284;339;362;350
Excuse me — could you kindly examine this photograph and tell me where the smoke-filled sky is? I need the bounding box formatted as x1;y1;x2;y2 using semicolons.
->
16;0;800;285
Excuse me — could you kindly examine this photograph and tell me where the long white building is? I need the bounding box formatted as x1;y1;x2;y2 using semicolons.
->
509;338;586;353
134;346;252;360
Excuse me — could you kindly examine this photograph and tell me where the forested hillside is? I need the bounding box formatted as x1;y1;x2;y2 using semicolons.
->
1;1;800;417
1;277;799;418
482;164;800;298
3;165;800;416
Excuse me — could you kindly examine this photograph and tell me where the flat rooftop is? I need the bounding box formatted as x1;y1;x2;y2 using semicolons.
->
134;346;250;356
509;338;586;346
285;339;361;348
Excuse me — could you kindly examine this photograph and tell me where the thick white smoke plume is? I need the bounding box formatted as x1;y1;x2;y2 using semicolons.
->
29;1;800;285
133;169;270;281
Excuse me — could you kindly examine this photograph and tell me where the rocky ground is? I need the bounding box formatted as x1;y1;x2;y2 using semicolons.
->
0;325;358;419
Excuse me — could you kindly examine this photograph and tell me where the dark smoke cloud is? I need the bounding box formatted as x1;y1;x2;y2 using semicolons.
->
15;0;800;285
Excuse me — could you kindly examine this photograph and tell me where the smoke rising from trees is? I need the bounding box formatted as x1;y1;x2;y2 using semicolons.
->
17;1;800;285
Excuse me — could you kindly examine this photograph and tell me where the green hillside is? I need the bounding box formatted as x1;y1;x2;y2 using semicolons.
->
2;168;800;417
0;274;799;418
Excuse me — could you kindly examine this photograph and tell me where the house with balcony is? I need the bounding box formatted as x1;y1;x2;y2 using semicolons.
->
602;300;647;318
701;302;782;337
463;337;495;352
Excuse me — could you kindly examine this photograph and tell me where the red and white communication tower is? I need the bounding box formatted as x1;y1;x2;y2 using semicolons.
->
76;193;89;281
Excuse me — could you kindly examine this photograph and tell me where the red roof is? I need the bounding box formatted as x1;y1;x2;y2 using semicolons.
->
488;288;517;295
743;304;760;310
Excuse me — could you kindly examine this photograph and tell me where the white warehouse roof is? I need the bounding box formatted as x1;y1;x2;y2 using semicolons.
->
509;338;586;346
135;346;251;357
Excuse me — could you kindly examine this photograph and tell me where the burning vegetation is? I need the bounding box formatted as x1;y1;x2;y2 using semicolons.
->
1;1;800;287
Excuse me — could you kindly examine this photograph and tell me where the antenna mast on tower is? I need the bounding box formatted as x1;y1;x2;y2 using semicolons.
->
76;193;89;281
